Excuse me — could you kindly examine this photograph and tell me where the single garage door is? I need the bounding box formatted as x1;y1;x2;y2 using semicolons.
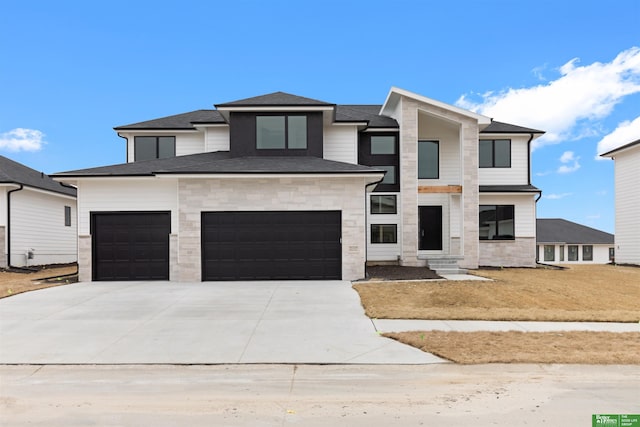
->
92;212;170;281
202;211;341;281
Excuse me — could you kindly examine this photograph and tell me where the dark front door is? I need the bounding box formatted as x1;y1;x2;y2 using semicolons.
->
202;211;342;281
92;212;170;281
419;206;443;250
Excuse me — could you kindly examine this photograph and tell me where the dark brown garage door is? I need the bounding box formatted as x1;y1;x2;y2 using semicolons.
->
202;211;341;281
92;212;170;281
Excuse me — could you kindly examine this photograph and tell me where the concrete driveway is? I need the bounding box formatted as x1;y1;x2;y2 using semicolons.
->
0;281;444;364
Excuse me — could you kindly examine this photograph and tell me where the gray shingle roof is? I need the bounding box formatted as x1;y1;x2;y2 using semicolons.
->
600;138;640;157
114;110;225;130
335;105;399;128
537;219;614;244
480;185;541;193
53;151;385;177
481;121;545;134
0;155;76;197
216;91;334;107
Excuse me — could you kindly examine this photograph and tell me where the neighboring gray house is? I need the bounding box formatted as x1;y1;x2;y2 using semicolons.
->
601;139;640;265
53;87;544;282
536;218;614;264
0;156;77;268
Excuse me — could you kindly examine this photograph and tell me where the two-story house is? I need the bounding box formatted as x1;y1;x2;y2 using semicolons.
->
53;87;543;282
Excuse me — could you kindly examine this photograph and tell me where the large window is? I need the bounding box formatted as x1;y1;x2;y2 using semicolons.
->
544;245;555;262
479;139;511;168
256;115;307;149
479;205;515;240
371;136;396;154
134;136;176;161
582;245;593;261
371;224;397;243
371;195;397;214
568;245;578;261
418;140;439;179
358;133;399;192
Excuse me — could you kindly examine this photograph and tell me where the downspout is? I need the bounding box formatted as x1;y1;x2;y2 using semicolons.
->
118;133;129;163
364;174;386;277
527;133;534;186
7;184;24;267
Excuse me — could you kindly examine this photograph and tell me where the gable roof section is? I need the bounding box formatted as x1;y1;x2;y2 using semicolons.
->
481;120;545;134
600;138;640;157
114;110;225;130
52;151;384;177
536;218;614;244
0;155;76;197
216;91;334;107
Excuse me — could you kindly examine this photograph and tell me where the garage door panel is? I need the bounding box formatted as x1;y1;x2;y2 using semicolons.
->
92;213;170;281
202;211;341;281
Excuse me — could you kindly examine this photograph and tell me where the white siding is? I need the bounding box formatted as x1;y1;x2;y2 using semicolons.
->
9;188;77;266
614;146;640;264
205;126;230;152
479;134;530;185
324;125;358;164
176;132;205;156
479;194;537;237
366;193;401;261
417;112;461;185
77;179;178;235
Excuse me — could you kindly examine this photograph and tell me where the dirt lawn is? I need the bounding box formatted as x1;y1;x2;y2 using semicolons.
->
355;264;640;364
0;265;77;298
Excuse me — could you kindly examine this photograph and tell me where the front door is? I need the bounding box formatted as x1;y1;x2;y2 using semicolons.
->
419;206;443;250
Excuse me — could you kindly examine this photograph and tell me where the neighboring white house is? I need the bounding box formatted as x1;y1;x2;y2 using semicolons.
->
53;88;544;282
536;218;614;264
0;156;77;268
601;139;640;265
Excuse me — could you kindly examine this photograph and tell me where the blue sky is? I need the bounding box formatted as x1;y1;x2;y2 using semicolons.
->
1;0;639;233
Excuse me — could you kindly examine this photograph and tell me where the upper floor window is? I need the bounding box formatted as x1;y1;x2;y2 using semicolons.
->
371;136;396;154
479;205;514;240
358;132;400;192
479;139;511;168
371;195;397;214
256;115;307;150
134;136;176;161
418;140;439;179
64;206;71;227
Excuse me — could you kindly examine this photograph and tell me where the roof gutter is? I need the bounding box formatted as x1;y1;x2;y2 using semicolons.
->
6;184;24;267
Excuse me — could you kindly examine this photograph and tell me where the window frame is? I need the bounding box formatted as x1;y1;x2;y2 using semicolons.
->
358;132;400;192
568;245;579;261
64;206;71;227
418;140;440;179
559;245;565;262
256;115;308;150
371;195;397;215
370;224;397;244
134;136;176;161
543;245;555;262
479;139;511;168
582;245;593;261
479;205;515;241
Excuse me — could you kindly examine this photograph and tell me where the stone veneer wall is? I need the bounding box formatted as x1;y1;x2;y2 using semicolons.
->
78;235;92;282
478;237;536;267
399;97;479;268
177;177;369;282
0;226;6;268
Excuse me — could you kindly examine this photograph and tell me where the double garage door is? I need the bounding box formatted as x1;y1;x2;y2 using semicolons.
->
92;211;341;281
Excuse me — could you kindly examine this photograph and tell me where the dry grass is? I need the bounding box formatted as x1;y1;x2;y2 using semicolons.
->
385;331;640;364
0;265;77;298
354;264;640;322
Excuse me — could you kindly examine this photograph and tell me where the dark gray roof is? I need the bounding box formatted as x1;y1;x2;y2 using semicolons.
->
481;121;545;134
53;151;385;177
480;184;541;193
600;138;640;157
335;105;399;128
0;155;76;197
114;110;225;130
216;91;334;107
537;219;614;244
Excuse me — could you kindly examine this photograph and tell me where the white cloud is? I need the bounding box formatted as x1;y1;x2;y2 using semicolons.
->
456;47;640;150
543;193;573;200
596;115;640;156
0;128;46;152
557;151;580;174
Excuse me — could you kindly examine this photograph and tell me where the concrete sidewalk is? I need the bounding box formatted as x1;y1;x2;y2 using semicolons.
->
373;319;640;333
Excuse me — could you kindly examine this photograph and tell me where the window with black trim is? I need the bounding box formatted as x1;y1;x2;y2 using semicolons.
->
371;224;397;243
479;139;511;168
358;132;399;192
256;115;307;150
371;195;397;214
418;140;439;179
568;245;578;261
479;205;514;240
134;136;176;161
582;245;593;261
543;245;555;261
64;206;71;227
